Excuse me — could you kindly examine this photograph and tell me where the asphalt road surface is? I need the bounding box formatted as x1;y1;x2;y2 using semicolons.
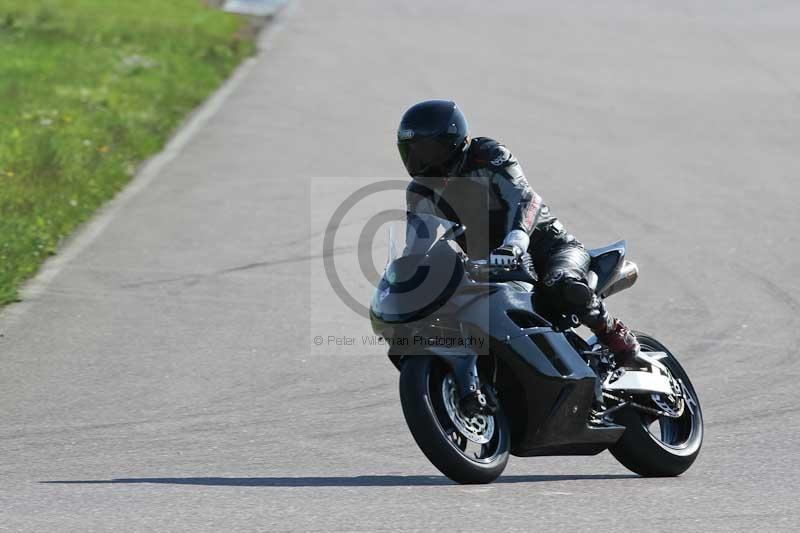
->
2;1;800;530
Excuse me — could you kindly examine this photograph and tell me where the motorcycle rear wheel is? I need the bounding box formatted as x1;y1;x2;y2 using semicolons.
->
399;355;510;484
609;333;703;476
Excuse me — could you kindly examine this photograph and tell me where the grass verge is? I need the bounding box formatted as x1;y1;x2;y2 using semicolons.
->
0;0;254;305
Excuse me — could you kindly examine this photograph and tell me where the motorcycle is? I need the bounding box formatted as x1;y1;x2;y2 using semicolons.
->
370;214;702;484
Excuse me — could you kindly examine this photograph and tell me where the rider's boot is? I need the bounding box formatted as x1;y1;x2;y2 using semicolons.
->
595;318;641;368
582;297;641;369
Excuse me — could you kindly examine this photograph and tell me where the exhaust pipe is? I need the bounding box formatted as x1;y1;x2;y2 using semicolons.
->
600;260;638;298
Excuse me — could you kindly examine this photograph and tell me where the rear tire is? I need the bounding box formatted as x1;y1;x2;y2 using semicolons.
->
399;355;509;484
609;333;703;477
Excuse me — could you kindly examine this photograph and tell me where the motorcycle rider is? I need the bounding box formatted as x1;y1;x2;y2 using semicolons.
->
397;99;640;413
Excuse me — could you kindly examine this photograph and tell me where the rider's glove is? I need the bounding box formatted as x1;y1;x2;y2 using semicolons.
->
519;252;534;273
490;244;521;266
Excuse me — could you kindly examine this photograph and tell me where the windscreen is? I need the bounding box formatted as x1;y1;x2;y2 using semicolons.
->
387;213;457;264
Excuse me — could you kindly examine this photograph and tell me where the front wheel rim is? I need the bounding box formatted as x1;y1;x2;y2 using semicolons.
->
429;364;504;464
441;374;495;444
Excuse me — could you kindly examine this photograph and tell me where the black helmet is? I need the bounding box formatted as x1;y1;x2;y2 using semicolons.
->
397;100;469;177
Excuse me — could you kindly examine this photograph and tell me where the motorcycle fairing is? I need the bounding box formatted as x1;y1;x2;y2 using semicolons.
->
373;229;625;457
454;283;624;456
385;279;624;457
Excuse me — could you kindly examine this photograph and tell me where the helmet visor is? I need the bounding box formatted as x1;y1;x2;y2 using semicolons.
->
397;137;453;177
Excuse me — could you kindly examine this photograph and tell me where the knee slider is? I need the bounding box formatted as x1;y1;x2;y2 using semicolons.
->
559;276;594;307
542;269;565;288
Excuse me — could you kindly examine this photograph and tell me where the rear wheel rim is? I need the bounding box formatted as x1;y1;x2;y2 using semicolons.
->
638;340;702;452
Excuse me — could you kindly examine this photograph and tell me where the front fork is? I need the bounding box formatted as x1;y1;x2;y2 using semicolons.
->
425;322;487;401
437;352;481;400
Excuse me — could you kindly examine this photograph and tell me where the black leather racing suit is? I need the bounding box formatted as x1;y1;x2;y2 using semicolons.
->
405;137;639;357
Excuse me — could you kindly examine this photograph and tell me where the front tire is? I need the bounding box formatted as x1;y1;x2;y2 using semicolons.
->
399;355;509;484
609;333;703;477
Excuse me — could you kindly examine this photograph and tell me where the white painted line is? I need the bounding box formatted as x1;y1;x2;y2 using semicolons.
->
0;9;291;327
224;0;287;17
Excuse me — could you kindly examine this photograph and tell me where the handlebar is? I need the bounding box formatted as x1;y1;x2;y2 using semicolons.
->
431;226;538;284
467;257;538;284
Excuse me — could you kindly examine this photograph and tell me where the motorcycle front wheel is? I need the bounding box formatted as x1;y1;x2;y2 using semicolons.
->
609;333;704;476
399;355;510;484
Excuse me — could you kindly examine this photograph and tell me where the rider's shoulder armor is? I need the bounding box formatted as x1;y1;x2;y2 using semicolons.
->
461;137;518;174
